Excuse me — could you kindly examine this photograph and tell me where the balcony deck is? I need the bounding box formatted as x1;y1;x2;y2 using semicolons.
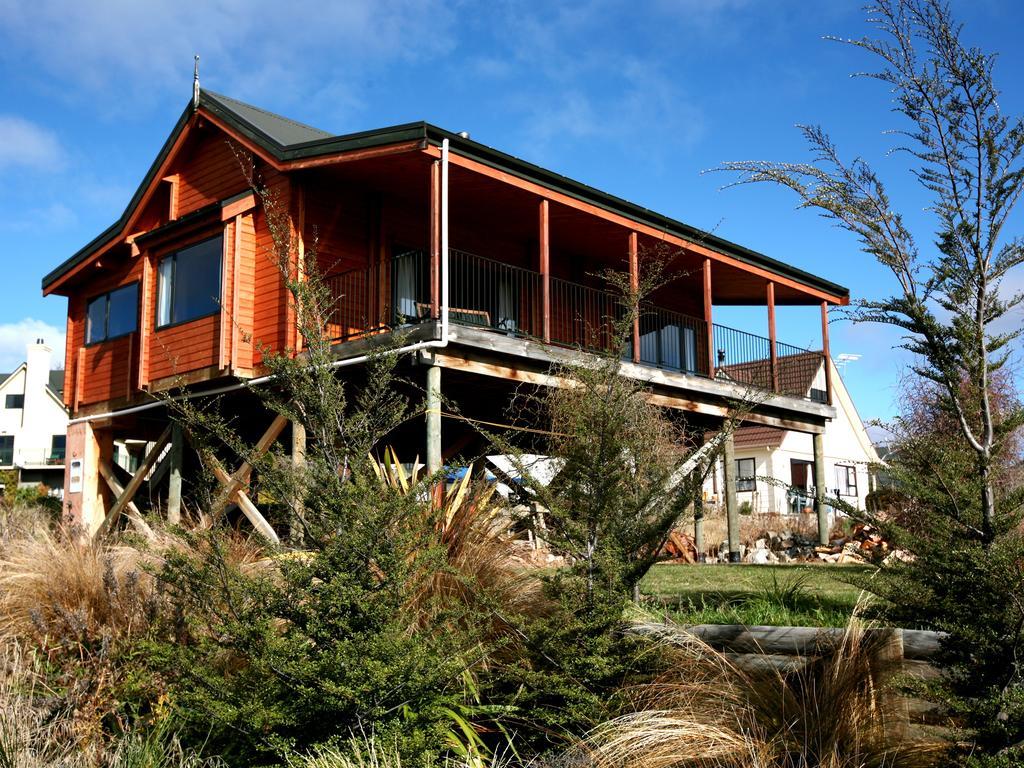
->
323;249;833;431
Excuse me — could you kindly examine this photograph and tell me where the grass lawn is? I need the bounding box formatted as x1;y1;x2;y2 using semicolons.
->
639;563;876;628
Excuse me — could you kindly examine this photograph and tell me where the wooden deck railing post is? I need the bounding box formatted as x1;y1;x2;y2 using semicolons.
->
703;258;714;376
429;160;441;319
629;231;640;363
767;281;778;393
539;199;550;343
820;301;833;405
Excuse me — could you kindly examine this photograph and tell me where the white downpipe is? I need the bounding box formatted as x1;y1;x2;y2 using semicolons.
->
69;138;453;426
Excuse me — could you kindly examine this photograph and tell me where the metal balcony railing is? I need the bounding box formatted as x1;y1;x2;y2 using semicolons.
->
320;248;825;401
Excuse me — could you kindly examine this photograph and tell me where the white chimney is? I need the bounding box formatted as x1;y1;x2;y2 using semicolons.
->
23;339;53;417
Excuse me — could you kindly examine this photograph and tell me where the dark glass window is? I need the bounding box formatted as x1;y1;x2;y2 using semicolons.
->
157;236;222;327
86;283;139;344
736;457;756;492
0;436;13;466
5;394;24;409
835;465;858;497
50;434;66;462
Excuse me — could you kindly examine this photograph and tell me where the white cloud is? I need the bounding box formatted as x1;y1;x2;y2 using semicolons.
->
0;116;63;171
0;0;456;112
0;319;66;373
0;202;76;232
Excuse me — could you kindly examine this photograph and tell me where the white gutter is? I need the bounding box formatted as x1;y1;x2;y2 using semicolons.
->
69;137;453;426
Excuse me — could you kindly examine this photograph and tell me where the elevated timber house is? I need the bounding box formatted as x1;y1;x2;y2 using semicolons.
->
43;91;850;553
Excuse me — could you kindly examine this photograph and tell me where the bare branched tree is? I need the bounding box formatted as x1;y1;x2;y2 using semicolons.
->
713;0;1024;542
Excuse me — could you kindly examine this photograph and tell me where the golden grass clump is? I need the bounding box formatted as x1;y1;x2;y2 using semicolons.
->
559;619;949;768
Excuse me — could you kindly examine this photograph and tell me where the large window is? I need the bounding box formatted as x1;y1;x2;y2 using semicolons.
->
736;457;756;492
86;283;139;344
0;436;13;466
4;394;24;409
157;235;223;327
835;465;858;497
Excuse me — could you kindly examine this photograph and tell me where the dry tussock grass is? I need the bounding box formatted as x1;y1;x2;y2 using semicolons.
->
558;620;948;768
0;520;268;745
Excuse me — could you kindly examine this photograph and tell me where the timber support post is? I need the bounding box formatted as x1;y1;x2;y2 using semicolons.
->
693;473;705;562
426;362;442;474
167;422;184;525
813;431;829;545
291;420;307;544
723;431;741;563
64;420;108;537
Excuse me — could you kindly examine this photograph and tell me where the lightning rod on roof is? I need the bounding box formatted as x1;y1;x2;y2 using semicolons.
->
192;55;200;110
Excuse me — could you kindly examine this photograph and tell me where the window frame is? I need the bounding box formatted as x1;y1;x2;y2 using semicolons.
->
736;457;757;493
4;394;24;409
50;434;66;462
156;234;224;330
0;436;13;466
835;464;858;497
85;282;140;346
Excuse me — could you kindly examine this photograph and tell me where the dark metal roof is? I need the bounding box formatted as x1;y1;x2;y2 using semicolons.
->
43;91;850;302
202;90;332;146
48;370;64;397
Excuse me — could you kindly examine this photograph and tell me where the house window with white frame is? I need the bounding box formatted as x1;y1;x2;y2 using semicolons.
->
736;457;756;492
835;464;858;497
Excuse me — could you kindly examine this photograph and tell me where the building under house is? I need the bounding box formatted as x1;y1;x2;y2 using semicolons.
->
42;90;850;558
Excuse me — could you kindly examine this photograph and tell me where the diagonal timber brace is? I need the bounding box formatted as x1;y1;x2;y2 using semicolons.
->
205;451;280;545
97;461;156;541
96;425;172;538
209;414;289;519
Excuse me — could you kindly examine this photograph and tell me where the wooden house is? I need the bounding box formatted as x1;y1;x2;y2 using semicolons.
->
43;90;849;555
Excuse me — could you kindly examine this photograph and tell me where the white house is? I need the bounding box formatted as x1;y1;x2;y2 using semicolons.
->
0;340;69;495
707;354;880;514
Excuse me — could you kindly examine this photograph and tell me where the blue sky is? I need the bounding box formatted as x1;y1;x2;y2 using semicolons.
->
0;0;1021;425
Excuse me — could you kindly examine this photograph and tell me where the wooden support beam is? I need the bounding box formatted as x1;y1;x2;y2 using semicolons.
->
137;255;151;390
703;258;714;376
723;431;741;562
629;231;640;363
211;413;289;518
97;425;172;538
767;281;778;393
426;363;442;473
231;213;242;373
813;431;829;545
167;422;184;524
429;160;441;319
290;420;306;545
74;346;85;413
820;301;833;406
218;224;231;368
207;455;281;545
540;199;551;343
295;185;306;353
98;461;155;540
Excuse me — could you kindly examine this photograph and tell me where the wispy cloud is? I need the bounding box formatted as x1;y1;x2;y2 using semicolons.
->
0;116;63;171
0;0;456;114
0;202;76;232
0;319;66;372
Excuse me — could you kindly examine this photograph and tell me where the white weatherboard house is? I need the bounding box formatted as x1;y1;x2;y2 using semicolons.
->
707;355;880;514
0;340;69;495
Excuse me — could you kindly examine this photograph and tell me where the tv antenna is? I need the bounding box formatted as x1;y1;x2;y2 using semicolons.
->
836;353;861;374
